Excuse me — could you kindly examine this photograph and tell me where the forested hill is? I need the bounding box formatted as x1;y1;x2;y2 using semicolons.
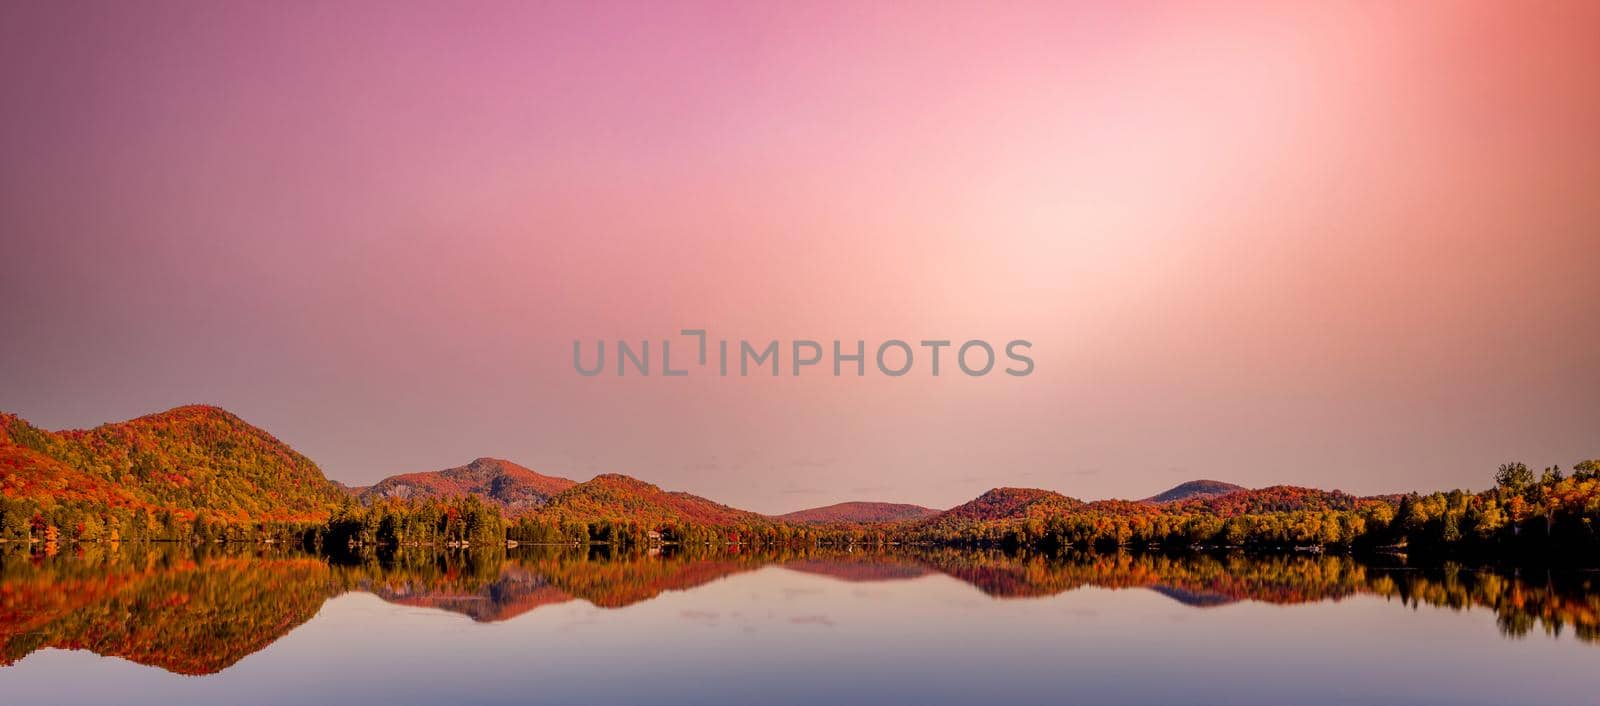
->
907;487;1085;537
777;502;941;525
359;457;577;512
539;473;769;527
1;405;343;528
1144;480;1246;503
3;405;1597;559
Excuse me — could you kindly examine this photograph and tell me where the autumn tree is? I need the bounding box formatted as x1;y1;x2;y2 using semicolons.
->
1495;462;1534;494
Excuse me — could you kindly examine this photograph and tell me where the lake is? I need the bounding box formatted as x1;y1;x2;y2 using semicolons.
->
1;544;1595;705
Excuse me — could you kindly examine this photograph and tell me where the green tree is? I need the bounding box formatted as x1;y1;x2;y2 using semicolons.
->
1495;462;1534;494
1541;465;1564;484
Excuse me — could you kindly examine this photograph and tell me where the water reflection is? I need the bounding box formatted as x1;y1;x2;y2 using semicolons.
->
1;543;1596;676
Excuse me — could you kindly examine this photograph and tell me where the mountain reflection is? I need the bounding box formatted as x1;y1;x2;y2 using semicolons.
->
2;544;1596;675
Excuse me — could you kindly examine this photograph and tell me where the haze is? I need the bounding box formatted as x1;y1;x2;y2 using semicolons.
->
1;2;1596;513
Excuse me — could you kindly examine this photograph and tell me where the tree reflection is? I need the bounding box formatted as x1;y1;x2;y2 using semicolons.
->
1;543;1595;675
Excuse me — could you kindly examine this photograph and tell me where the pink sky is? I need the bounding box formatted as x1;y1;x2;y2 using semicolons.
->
1;1;1596;512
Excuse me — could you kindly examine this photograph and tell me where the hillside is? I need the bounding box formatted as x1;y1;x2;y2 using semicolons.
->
0;405;343;524
935;487;1084;523
1081;485;1377;518
1173;485;1373;515
360;457;576;512
538;474;768;527
0;419;144;511
776;501;940;525
1144;480;1246;503
908;487;1084;537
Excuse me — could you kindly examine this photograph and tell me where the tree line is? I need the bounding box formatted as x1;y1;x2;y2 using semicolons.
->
883;460;1600;560
4;460;1596;562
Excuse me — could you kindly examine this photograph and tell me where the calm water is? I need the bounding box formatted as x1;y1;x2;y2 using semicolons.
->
1;544;1596;706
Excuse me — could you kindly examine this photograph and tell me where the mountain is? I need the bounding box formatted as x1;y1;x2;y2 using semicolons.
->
1144;480;1246;503
1;405;343;523
1175;485;1371;515
360;457;576;512
935;487;1083;522
539;473;767;527
776;501;940;524
911;487;1084;535
1;416;142;510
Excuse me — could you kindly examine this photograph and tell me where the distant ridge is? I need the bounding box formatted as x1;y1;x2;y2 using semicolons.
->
9;404;1578;557
360;457;576;512
776;501;940;525
1144;480;1246;503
